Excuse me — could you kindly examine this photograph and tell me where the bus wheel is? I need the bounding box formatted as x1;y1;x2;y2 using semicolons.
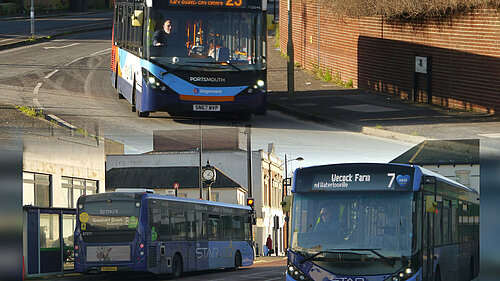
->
137;110;149;118
172;254;183;278
234;251;242;270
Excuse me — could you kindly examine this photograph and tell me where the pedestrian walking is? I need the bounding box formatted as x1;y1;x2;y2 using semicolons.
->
266;235;273;256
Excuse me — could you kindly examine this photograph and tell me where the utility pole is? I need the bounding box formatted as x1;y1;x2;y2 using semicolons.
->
30;0;35;36
198;121;203;200
246;125;252;198
287;0;294;98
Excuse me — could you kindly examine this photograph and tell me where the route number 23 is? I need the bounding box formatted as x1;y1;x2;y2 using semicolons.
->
226;0;242;6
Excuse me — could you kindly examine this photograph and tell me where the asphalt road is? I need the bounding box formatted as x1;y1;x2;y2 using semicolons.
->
0;29;414;167
44;257;287;281
0;12;113;47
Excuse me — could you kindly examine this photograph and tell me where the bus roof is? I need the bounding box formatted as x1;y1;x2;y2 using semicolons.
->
417;166;478;194
143;193;252;211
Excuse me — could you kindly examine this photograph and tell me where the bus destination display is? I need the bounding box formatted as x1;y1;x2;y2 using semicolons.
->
169;0;251;8
295;164;416;192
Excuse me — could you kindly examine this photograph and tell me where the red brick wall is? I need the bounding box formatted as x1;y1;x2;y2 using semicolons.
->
279;2;500;113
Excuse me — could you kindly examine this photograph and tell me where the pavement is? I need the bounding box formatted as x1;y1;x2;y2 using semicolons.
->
265;32;500;144
0;10;112;51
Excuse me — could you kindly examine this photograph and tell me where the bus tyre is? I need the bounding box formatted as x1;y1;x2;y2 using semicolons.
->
234;251;242;270
172;254;183;279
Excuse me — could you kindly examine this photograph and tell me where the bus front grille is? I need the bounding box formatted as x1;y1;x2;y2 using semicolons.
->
147;246;157;268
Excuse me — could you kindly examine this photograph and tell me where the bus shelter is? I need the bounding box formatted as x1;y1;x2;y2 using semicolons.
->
24;206;77;277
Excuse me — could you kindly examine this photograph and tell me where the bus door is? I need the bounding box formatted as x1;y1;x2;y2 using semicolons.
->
423;193;435;281
186;211;196;271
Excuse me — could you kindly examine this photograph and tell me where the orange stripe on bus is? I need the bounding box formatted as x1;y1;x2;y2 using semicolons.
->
180;95;234;102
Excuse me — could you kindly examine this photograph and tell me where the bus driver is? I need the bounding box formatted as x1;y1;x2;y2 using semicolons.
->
153;19;173;46
314;207;343;239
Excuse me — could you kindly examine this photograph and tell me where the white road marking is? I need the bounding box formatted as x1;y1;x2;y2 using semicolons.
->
44;69;59;79
48;114;77;130
477;133;500;139
65;56;84;66
33;98;44;109
43;43;80;49
33;82;42;94
89;48;111;57
333;104;401;113
33;83;44;109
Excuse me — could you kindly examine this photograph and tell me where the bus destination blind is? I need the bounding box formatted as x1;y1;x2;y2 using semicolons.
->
296;164;415;192
168;0;252;8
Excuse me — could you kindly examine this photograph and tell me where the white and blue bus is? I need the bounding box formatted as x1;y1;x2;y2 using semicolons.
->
74;191;254;277
286;163;479;281
111;0;267;119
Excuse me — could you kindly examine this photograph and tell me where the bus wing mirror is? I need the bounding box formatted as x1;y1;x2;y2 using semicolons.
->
425;195;437;213
281;195;292;212
132;10;144;27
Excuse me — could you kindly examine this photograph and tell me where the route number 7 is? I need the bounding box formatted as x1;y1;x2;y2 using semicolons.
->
387;173;395;188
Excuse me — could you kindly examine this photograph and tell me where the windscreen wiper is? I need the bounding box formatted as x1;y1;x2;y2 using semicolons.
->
298;250;363;264
189;61;243;72
334;248;396;267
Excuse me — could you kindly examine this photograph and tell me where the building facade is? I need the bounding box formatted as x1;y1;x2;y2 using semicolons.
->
106;146;285;256
391;139;480;192
22;132;106;277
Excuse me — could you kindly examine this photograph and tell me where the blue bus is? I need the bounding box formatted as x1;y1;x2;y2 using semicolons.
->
74;191;254;277
111;0;267;119
285;163;479;281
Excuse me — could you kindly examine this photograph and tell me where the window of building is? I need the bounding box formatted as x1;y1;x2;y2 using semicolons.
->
23;172;51;207
455;170;470;186
211;192;220;202
61;177;98;208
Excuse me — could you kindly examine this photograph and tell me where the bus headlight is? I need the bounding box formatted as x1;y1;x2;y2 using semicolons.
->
287;262;312;281
148;76;156;85
142;68;169;92
256;80;265;87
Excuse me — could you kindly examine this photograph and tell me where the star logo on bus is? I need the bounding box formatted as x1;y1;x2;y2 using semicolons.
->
193;88;200;94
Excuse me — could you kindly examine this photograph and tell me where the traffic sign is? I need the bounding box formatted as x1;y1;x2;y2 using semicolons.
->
173;182;180;189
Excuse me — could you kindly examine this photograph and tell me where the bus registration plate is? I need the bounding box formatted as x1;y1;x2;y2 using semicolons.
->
101;267;117;272
193;104;221;112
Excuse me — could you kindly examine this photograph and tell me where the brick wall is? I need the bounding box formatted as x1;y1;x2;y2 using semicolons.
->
279;2;500;113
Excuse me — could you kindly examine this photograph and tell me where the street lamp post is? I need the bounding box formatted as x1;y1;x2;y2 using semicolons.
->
202;160;216;201
287;0;294;98
30;0;35;36
281;155;303;251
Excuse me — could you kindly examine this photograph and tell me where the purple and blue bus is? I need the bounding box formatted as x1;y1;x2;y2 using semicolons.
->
111;0;267;119
74;191;254;277
286;163;479;281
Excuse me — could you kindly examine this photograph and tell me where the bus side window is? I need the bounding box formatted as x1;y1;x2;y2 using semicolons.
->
219;215;232;241
232;216;244;241
159;208;171;240
196;213;207;240
171;210;186;240
208;215;219;241
187;211;196;240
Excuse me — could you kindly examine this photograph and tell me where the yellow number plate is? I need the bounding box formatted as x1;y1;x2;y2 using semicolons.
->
101;267;117;272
